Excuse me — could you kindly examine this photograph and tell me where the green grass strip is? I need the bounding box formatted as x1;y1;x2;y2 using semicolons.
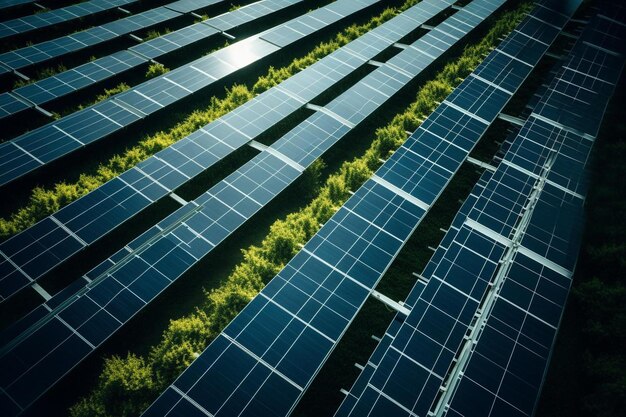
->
13;64;68;89
0;0;415;239
69;4;531;417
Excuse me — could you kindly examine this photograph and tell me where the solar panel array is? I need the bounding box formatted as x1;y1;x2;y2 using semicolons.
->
335;6;626;417
137;1;590;416
0;0;305;121
0;0;456;303
0;0;226;77
0;0;137;40
1;1;617;416
0;0;381;189
0;1;502;415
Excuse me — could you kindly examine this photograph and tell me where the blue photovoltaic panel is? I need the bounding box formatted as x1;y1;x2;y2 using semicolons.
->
334;1;586;416
0;2;496;414
0;0;451;307
206;0;297;32
12;50;147;106
165;0;222;14
0;0;36;11
129;22;219;59
0;0;138;40
0;0;381;189
585;7;626;56
0;92;30;118
93;6;182;35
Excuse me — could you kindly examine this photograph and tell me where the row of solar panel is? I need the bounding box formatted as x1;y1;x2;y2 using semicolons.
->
0;0;137;40
140;1;583;416
0;1;498;415
0;0;39;13
0;0;226;76
337;8;625;417
0;0;381;189
0;0;396;306
0;0;305;121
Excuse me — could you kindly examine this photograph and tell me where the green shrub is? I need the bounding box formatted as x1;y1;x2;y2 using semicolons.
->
145;62;170;79
78;83;131;111
144;28;170;42
148;312;213;387
13;64;67;89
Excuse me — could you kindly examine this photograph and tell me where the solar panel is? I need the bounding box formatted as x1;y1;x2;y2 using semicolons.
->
0;0;224;74
0;92;30;118
0;1;498;414
129;22;219;59
0;0;36;12
336;6;626;417
0;0;455;308
333;172;493;413
206;0;293;32
11;50;147;106
0;0;138;40
0;0;382;189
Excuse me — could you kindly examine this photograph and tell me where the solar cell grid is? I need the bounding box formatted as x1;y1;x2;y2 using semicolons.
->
13;50;147;106
0;92;30;118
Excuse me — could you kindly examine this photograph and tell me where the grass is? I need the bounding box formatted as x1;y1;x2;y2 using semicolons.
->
13;64;68;89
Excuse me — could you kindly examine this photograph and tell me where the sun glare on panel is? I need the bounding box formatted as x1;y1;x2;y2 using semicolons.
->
220;38;259;68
